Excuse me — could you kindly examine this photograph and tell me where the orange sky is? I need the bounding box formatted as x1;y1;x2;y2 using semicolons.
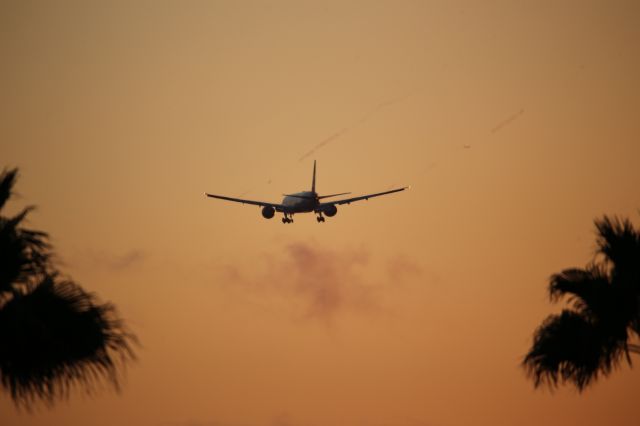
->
2;1;640;425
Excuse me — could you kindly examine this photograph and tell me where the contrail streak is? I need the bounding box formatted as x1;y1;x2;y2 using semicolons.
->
298;127;349;161
298;93;411;161
491;108;524;133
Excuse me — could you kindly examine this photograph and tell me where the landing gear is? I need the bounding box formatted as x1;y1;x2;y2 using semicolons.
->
282;213;293;224
316;213;325;223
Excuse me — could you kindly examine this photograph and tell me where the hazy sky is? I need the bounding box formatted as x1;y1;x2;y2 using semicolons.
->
2;1;640;425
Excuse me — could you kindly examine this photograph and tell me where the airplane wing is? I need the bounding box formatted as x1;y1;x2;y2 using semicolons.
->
204;193;286;211
317;187;408;208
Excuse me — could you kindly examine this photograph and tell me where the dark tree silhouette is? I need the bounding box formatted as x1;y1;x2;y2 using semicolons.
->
0;168;136;407
523;216;640;391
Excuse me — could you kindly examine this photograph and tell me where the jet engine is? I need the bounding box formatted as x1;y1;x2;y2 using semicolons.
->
323;205;337;217
261;206;275;219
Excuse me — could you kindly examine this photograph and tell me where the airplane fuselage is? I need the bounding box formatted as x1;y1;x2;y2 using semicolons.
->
282;191;318;213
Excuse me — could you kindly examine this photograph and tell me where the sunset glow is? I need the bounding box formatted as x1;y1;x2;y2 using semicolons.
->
2;2;640;425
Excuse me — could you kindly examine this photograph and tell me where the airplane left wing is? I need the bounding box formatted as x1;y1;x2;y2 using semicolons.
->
204;193;285;211
317;187;408;208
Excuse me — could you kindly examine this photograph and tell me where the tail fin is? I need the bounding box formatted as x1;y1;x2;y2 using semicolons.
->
311;160;316;193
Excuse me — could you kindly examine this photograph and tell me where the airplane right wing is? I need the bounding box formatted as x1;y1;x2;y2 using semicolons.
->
204;193;286;211
317;187;408;208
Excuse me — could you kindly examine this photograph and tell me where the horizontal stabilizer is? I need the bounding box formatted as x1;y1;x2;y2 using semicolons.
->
283;193;316;200
317;192;351;199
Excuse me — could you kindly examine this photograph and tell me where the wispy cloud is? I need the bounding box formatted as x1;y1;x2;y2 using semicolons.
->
217;242;423;322
386;253;422;282
103;249;146;270
71;249;147;272
272;242;372;319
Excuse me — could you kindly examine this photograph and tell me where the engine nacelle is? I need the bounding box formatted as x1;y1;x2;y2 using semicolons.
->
261;206;275;219
323;204;337;217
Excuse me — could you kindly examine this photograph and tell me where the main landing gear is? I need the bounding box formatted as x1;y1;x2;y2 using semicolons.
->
280;213;326;223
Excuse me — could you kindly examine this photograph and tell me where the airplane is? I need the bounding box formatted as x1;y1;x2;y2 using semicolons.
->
204;161;408;223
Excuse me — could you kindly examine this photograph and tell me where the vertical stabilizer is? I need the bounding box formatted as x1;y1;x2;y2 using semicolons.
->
311;160;316;193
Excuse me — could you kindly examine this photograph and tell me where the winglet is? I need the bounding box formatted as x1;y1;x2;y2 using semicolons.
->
311;160;317;193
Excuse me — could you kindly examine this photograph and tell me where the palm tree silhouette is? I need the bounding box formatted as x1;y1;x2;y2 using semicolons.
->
523;216;640;390
0;168;136;408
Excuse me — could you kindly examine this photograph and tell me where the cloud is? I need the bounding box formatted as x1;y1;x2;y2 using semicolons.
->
217;242;374;320
386;254;422;282
271;242;372;319
217;242;423;321
71;249;147;272
103;249;146;270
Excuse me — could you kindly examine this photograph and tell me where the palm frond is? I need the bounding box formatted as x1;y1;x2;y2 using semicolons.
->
0;168;18;212
594;215;640;338
595;216;640;279
523;310;629;391
0;167;137;407
0;275;136;408
548;265;613;321
0;208;52;295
